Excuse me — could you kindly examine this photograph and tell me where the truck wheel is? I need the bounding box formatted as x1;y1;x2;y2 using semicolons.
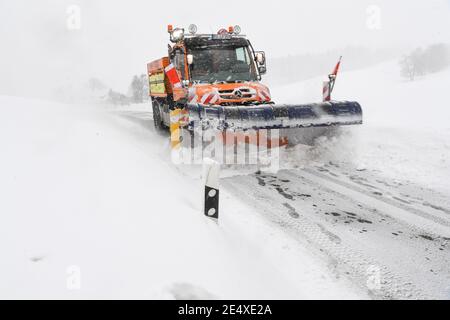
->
151;100;166;133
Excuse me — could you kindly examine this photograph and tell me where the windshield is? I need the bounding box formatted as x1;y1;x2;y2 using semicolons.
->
189;46;257;83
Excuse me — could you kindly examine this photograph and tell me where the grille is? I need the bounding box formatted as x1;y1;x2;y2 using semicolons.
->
218;88;255;100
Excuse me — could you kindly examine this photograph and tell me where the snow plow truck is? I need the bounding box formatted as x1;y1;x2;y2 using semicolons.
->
147;25;362;146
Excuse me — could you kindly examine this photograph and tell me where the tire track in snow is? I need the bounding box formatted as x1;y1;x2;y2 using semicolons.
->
300;168;450;238
223;176;431;299
223;169;450;299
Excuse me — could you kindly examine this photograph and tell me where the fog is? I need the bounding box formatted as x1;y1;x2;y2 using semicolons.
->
0;0;449;99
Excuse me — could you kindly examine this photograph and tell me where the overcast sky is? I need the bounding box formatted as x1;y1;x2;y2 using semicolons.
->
0;0;449;97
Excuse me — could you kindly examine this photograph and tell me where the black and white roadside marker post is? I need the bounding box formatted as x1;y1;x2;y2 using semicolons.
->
203;158;220;219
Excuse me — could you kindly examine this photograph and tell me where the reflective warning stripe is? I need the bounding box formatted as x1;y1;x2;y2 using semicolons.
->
200;91;220;105
332;58;342;77
189;95;198;103
210;94;219;104
258;90;271;101
170;109;182;149
188;88;198;104
200;93;211;104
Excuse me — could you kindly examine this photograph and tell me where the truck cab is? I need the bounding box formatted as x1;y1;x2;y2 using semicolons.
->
148;25;271;130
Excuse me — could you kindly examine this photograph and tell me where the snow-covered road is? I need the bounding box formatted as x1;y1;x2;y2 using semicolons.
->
115;107;450;299
222;164;450;299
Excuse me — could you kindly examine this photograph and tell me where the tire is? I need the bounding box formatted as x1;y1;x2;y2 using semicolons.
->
151;99;167;133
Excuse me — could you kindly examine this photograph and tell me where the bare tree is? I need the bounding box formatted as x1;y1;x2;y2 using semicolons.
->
400;44;449;81
410;48;426;77
140;74;149;102
128;74;149;103
399;55;415;81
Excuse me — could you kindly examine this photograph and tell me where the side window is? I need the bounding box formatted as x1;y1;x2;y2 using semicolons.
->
173;51;185;79
235;47;246;63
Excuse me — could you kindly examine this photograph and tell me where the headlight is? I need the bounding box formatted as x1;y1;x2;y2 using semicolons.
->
170;28;184;42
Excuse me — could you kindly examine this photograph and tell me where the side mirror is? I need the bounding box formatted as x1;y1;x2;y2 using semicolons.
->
255;51;266;75
258;65;267;75
256;52;265;64
187;54;194;65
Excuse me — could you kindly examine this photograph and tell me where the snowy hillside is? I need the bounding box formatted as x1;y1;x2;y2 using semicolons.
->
0;96;365;299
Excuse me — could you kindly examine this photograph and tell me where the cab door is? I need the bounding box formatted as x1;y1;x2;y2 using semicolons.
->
170;48;188;103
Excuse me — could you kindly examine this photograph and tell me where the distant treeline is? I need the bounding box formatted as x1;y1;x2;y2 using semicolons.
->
85;74;149;106
265;46;398;85
399;43;449;81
